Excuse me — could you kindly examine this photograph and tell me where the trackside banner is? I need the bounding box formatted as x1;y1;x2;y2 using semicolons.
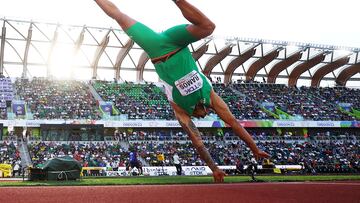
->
103;165;302;177
0;120;359;128
104;166;236;177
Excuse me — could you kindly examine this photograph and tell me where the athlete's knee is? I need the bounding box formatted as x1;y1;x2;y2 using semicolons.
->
192;140;204;150
227;116;239;127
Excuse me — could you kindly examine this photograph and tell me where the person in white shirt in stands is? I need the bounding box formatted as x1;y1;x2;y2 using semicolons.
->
173;152;182;175
13;161;21;177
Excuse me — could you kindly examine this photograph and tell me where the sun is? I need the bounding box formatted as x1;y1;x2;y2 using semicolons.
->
49;43;77;79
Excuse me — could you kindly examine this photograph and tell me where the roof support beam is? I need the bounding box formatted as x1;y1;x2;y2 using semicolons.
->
91;30;110;79
136;51;149;81
203;44;233;77
115;39;134;81
335;63;360;86
0;20;6;76
246;47;282;81
46;25;59;78
224;45;257;84
192;40;209;61
22;23;33;78
311;55;350;87
288;52;326;87
268;50;303;83
70;27;85;78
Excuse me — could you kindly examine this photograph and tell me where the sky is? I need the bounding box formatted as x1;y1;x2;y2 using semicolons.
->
1;0;360;48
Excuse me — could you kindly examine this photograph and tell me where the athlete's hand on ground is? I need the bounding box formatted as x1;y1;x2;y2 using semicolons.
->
212;169;227;183
253;149;270;160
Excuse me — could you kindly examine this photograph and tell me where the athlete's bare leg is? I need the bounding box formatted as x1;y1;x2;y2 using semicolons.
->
173;0;216;39
209;90;270;159
95;0;136;31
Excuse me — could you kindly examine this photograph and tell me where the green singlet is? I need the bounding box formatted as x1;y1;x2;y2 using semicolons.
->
126;22;212;115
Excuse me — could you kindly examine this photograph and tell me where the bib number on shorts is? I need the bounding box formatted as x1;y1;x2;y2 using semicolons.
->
175;70;203;96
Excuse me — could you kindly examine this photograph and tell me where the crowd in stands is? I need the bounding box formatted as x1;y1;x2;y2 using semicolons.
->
91;80;360;121
0;77;359;178
0;78;356;121
15;78;101;120
0;141;20;165
93;81;174;120
227;82;359;121
212;83;272;120
128;130;359;174
1;129;358;175
308;86;360;111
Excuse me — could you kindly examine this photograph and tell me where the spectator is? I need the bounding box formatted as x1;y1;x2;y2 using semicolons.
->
129;149;142;176
173;152;182;176
12;161;21;177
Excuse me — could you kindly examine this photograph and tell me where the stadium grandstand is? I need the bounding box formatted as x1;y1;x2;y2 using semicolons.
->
0;18;359;178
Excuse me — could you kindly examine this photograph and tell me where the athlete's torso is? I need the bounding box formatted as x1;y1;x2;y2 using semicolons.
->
154;48;212;115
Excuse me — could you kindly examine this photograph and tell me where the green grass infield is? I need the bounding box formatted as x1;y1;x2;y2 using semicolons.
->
0;175;359;187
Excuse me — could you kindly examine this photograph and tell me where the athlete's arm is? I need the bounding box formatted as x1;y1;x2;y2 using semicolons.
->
170;101;226;183
209;90;270;159
94;0;122;19
94;0;136;31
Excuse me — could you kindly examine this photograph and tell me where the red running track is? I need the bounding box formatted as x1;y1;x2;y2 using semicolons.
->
0;182;359;203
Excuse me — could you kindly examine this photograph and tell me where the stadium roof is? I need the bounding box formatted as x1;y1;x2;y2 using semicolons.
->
1;18;359;87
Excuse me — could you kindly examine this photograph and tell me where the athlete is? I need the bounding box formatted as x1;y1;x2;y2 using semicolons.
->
94;0;270;183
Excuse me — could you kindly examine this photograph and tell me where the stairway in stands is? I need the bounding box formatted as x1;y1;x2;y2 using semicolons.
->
17;140;33;169
88;82;104;102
